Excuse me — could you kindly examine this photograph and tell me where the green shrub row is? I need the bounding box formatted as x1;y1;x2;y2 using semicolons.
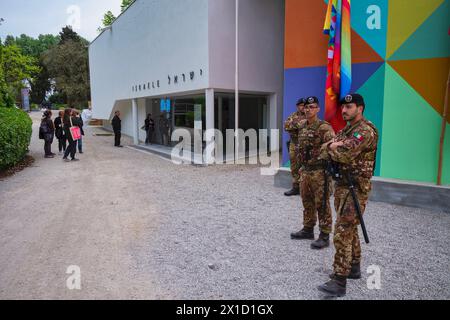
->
0;106;33;170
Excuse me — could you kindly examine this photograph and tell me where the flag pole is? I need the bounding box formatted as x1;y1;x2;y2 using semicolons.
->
235;0;240;162
437;68;450;185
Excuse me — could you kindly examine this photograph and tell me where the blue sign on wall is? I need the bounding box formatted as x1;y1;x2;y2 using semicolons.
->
160;99;171;113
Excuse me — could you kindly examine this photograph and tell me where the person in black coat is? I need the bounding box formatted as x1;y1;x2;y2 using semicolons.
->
40;110;55;158
62;108;79;162
111;111;122;147
144;114;155;144
54;111;67;154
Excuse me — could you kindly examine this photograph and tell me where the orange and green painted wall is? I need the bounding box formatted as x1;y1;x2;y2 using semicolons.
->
283;0;450;185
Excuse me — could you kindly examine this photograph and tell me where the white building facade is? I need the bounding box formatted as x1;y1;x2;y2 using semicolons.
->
89;0;285;153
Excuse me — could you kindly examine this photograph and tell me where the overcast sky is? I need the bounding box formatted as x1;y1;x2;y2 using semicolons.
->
0;0;123;42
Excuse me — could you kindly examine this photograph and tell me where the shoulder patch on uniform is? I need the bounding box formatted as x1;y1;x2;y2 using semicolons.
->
353;132;364;142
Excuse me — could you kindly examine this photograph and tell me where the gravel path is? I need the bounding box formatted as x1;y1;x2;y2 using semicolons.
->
0;112;449;300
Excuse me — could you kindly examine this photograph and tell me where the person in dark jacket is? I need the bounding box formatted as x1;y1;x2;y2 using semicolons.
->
41;110;55;158
111;111;122;147
144;114;155;144
54;111;66;154
62;108;79;162
73;110;85;153
159;112;170;146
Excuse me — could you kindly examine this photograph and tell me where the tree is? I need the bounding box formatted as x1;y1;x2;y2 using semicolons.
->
3;34;60;105
59;26;82;45
4;35;14;46
43;29;90;108
1;45;39;87
121;0;135;12
1;44;40;104
100;11;116;30
30;60;51;104
4;34;59;58
0;40;13;106
98;0;135;31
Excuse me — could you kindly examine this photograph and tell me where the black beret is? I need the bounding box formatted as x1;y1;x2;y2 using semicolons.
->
340;93;365;107
306;96;320;105
296;98;306;105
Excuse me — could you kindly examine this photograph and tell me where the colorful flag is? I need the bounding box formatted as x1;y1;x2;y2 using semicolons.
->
324;0;352;132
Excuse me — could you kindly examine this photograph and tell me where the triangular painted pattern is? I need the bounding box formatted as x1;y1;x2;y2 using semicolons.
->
388;57;450;122
389;0;450;61
352;29;384;64
357;63;386;177
387;0;444;58
381;64;444;183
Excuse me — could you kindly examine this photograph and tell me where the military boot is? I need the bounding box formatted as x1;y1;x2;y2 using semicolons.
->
310;232;330;250
318;275;347;297
290;227;314;240
284;184;300;196
348;263;361;279
329;263;361;280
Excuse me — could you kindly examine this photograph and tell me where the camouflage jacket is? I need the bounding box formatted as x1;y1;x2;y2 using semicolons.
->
284;111;306;143
323;118;379;180
297;118;335;168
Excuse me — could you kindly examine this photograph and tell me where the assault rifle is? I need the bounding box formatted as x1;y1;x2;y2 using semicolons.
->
326;161;370;244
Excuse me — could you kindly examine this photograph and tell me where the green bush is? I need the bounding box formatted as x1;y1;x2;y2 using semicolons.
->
0;106;33;170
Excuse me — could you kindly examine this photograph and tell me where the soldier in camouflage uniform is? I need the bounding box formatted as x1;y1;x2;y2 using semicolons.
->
318;94;379;297
284;98;307;196
290;96;335;250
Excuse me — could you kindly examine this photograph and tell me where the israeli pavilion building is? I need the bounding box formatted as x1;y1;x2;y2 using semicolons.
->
89;0;285;154
90;0;450;195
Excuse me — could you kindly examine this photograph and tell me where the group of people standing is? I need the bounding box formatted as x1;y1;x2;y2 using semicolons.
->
40;108;85;162
110;111;170;147
142;113;170;146
284;94;379;297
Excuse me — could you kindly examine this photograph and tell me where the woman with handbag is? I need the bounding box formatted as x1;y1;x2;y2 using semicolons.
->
62;108;80;162
40;110;55;158
72;110;85;154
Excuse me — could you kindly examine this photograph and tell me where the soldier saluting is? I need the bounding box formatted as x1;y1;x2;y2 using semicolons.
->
284;98;307;196
290;96;335;250
318;94;379;297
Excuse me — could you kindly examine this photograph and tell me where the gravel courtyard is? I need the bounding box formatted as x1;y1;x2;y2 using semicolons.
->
0;112;449;300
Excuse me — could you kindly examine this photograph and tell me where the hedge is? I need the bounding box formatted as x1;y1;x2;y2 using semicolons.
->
0;107;33;170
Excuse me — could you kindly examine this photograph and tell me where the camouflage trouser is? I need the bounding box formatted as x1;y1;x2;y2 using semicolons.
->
333;179;371;276
289;143;301;185
300;169;333;234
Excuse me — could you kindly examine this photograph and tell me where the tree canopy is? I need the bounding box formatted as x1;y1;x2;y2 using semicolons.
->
101;11;116;29
0;43;40;106
99;0;135;31
121;0;135;12
0;40;15;107
3;33;61;105
43;27;90;108
4;34;59;58
1;26;90;108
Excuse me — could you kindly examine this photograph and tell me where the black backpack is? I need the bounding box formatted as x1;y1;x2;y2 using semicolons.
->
39;120;50;140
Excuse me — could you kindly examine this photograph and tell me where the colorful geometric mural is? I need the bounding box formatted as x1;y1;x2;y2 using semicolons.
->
283;0;450;185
